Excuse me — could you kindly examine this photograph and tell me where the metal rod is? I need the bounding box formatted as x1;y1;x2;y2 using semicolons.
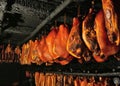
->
19;0;73;45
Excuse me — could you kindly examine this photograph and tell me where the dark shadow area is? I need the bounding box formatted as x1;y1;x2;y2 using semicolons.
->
5;0;16;11
1;12;24;32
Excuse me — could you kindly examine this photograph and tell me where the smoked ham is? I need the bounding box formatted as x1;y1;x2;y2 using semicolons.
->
82;8;99;53
5;43;14;62
53;24;69;58
37;36;46;62
20;44;25;64
14;45;21;62
67;17;92;62
53;24;71;65
20;43;30;65
102;0;120;46
82;8;105;62
29;40;42;65
95;9;119;58
37;36;53;64
15;46;21;57
67;18;82;58
46;27;58;60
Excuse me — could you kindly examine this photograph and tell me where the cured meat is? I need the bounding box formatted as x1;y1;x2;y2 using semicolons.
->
46;27;58;60
80;77;88;86
53;24;69;59
5;43;14;62
43;38;53;64
51;74;56;86
39;73;45;86
35;72;40;86
45;73;51;86
102;0;120;46
67;18;82;58
74;77;81;86
64;75;73;86
67;17;92;62
15;46;21;56
56;74;63;86
27;40;34;64
82;8;99;53
20;43;30;65
95;9;119;58
37;36;45;62
14;45;21;62
20;44;25;64
29;39;42;65
37;36;53;64
53;24;72;65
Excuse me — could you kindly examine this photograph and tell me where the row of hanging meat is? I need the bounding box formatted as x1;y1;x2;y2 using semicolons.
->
34;72;116;86
0;44;20;63
19;0;120;65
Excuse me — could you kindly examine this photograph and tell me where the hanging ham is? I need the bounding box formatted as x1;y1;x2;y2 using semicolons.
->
37;36;53;64
82;8;99;53
101;0;120;61
53;24;72;65
5;43;14;62
46;27;58;60
67;17;91;62
101;0;120;46
95;9;119;58
28;39;42;65
14;45;21;62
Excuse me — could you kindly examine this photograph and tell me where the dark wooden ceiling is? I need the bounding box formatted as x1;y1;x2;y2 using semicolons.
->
0;0;101;46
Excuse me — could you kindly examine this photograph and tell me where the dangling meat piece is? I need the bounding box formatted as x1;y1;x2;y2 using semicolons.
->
20;44;25;64
95;9;119;58
74;77;80;86
39;73;45;86
53;24;72;65
102;0;120;61
51;74;56;86
14;45;21;62
20;42;30;65
43;37;53;64
82;8;99;53
35;72;40;86
67;17;92;62
80;77;88;86
5;43;13;62
53;24;69;58
67;18;81;58
37;36;46;62
29;39;42;65
37;36;53;64
46;27;58;60
102;0;120;46
82;8;105;62
15;46;21;57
